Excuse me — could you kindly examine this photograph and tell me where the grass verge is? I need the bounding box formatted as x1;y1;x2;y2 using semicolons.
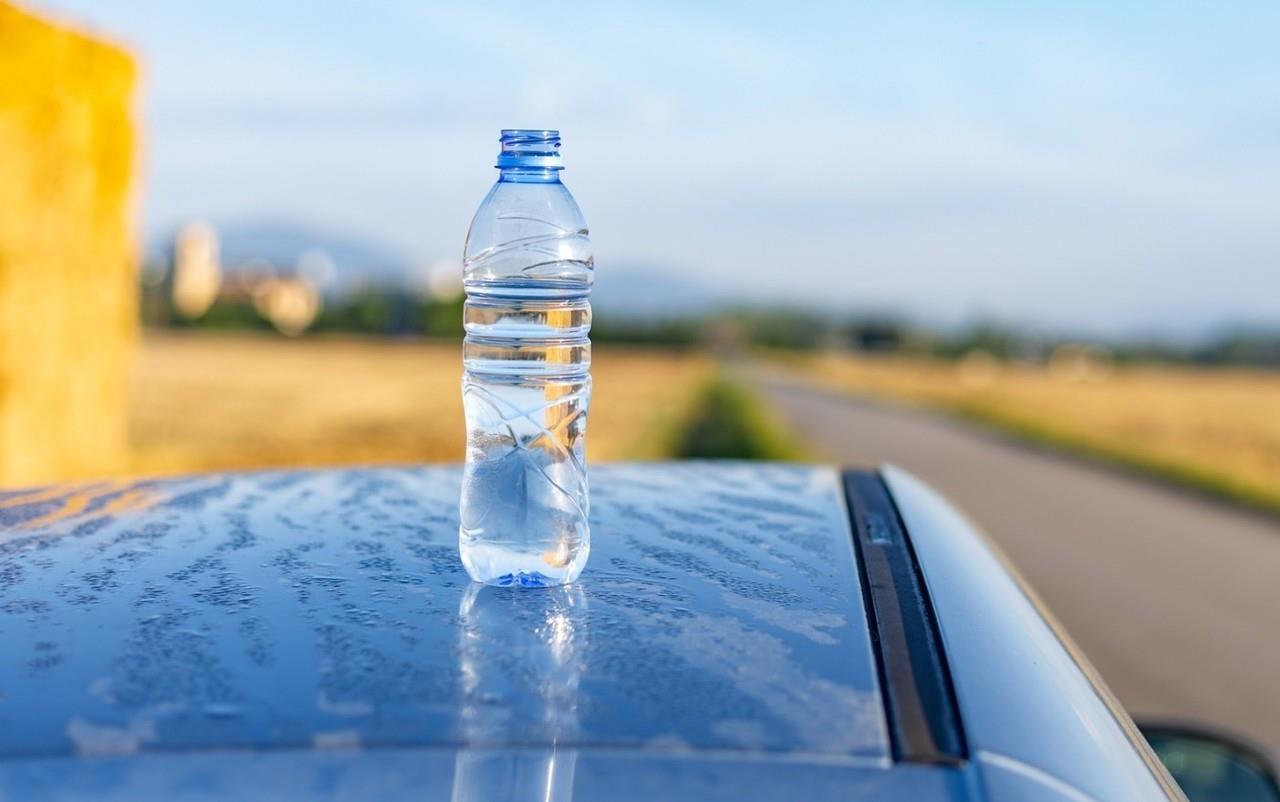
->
945;398;1280;517
673;374;806;460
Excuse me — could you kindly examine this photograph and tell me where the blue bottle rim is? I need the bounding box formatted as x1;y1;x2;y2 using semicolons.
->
497;129;563;170
500;128;560;140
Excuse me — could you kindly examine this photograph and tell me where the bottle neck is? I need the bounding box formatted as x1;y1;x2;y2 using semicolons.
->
498;166;562;184
495;129;563;183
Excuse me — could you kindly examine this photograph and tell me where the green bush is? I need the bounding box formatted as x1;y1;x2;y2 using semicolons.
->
675;376;802;460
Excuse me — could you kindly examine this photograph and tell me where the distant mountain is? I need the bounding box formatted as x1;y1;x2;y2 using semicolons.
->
154;220;413;289
591;261;718;317
222;221;409;275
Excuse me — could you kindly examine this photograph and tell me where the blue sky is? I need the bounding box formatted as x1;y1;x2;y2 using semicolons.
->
40;0;1280;335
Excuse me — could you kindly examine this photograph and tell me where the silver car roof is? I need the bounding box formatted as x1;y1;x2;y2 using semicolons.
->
0;463;1179;801
0;465;906;795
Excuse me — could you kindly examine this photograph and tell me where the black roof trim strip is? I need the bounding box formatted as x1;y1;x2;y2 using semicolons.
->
842;469;967;765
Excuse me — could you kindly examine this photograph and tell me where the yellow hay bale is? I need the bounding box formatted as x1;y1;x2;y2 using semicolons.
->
0;2;138;486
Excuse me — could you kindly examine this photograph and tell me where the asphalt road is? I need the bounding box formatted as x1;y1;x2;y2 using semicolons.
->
753;372;1280;754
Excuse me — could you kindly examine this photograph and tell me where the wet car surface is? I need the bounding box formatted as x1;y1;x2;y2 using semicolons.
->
0;464;1178;801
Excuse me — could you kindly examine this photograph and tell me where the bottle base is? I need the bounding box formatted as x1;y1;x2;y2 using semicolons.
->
482;571;560;588
460;536;589;588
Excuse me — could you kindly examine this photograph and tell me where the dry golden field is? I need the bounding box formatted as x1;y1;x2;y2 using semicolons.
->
117;333;711;481
775;351;1280;512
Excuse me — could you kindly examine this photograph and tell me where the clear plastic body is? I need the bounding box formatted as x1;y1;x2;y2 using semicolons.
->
459;130;593;588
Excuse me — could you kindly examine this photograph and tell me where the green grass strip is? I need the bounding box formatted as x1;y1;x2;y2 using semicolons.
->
674;374;806;461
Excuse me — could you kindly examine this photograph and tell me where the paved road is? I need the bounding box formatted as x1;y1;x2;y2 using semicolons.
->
753;372;1280;754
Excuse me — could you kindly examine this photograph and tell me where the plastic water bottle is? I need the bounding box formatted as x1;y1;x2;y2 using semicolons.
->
459;129;593;588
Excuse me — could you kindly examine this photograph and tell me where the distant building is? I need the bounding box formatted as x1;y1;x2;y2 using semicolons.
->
172;221;222;318
252;276;321;336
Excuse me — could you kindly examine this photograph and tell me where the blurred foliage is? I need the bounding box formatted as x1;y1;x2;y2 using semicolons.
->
0;2;136;486
591;316;703;347
311;292;421;336
168;300;271;332
729;310;830;350
146;280;1280;369
675;375;804;461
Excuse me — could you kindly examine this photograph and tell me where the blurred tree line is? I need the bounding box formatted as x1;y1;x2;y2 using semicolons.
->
142;280;1280;369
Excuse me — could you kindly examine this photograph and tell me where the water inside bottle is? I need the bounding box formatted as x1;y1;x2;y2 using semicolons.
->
460;279;591;587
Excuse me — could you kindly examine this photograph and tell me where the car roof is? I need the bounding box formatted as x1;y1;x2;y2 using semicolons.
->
0;464;919;799
0;463;1178;801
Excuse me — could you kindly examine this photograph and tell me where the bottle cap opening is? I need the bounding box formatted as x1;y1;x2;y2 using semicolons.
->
497;129;563;170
